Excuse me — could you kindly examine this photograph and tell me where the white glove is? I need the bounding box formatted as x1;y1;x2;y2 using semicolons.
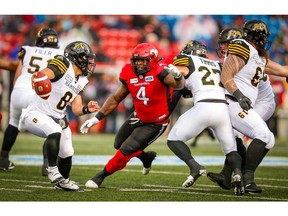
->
80;117;99;134
164;64;182;79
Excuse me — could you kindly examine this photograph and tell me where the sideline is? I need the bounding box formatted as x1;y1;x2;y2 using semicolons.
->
9;155;288;166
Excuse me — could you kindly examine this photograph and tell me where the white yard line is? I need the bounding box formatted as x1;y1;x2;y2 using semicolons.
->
119;185;288;201
0;187;32;192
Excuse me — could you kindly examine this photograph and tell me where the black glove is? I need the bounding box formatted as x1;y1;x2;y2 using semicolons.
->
233;89;252;111
286;77;288;83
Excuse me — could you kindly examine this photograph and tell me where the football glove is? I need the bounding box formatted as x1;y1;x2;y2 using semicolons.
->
164;64;182;80
233;89;252;111
80;117;99;134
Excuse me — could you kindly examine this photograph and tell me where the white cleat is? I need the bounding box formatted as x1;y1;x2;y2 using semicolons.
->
85;180;99;189
47;166;65;184
182;168;206;188
55;178;84;192
142;167;152;175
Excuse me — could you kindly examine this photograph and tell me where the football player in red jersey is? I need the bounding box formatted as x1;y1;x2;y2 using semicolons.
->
80;43;185;188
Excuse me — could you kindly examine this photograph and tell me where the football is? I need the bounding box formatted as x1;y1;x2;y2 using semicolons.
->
33;72;51;100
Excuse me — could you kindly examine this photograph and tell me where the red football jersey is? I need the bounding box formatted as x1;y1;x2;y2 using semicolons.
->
119;63;173;124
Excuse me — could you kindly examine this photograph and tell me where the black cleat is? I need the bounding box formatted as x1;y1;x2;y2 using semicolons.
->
182;165;206;188
232;168;244;196
245;183;262;194
141;151;157;175
0;157;15;171
207;172;231;190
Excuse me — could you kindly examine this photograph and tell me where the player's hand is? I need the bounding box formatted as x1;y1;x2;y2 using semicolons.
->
233;89;252;111
238;96;252;111
87;101;100;113
80;117;99;134
165;64;182;79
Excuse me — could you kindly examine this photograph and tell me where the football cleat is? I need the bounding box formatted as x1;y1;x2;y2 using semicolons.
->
245;183;262;194
85;173;105;189
55;178;84;192
47;166;65;184
0;157;15;171
182;166;206;188
141;151;157;175
85;180;99;189
207;172;231;190
231;168;244;196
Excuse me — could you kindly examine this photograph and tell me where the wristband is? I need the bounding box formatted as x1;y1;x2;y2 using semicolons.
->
174;74;183;81
95;111;105;120
82;105;91;114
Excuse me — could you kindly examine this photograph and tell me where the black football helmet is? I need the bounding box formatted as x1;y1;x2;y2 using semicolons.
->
180;40;207;58
36;28;59;48
216;28;242;58
64;41;96;76
130;43;159;76
242;19;272;50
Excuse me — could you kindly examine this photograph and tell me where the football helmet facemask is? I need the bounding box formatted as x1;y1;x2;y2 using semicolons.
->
64;41;96;76
242;19;272;50
130;43;159;76
36;28;59;48
180;40;207;58
216;28;242;58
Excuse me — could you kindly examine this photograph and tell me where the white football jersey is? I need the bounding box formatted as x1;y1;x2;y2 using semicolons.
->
14;45;63;89
184;55;225;103
225;39;267;104
9;46;63;127
27;59;88;119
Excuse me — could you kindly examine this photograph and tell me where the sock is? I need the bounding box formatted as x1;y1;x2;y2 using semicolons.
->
167;140;193;162
105;149;142;173
57;156;72;179
1;125;19;157
244;138;266;172
45;133;61;167
167;140;201;172
226;151;242;171
236;137;246;169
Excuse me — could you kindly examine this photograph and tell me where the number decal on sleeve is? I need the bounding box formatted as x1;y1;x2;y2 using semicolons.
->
136;86;149;105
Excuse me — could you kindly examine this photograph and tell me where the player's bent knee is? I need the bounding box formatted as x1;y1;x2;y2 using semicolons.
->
265;132;275;149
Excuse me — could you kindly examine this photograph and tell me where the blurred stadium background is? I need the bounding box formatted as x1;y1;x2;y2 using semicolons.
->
1;15;288;138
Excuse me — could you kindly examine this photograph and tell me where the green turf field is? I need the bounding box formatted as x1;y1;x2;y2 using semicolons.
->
0;132;288;203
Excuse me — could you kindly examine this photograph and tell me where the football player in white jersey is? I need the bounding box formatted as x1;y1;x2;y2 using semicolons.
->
166;40;244;196
208;27;276;191
218;20;288;194
0;28;63;172
18;41;100;192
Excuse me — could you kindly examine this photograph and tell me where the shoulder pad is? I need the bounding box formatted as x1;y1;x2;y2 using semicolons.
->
228;39;250;63
172;54;191;67
17;47;26;60
48;55;69;74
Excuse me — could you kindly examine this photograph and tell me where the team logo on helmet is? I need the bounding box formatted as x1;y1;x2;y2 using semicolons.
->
227;30;242;40
252;23;269;34
150;49;158;57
